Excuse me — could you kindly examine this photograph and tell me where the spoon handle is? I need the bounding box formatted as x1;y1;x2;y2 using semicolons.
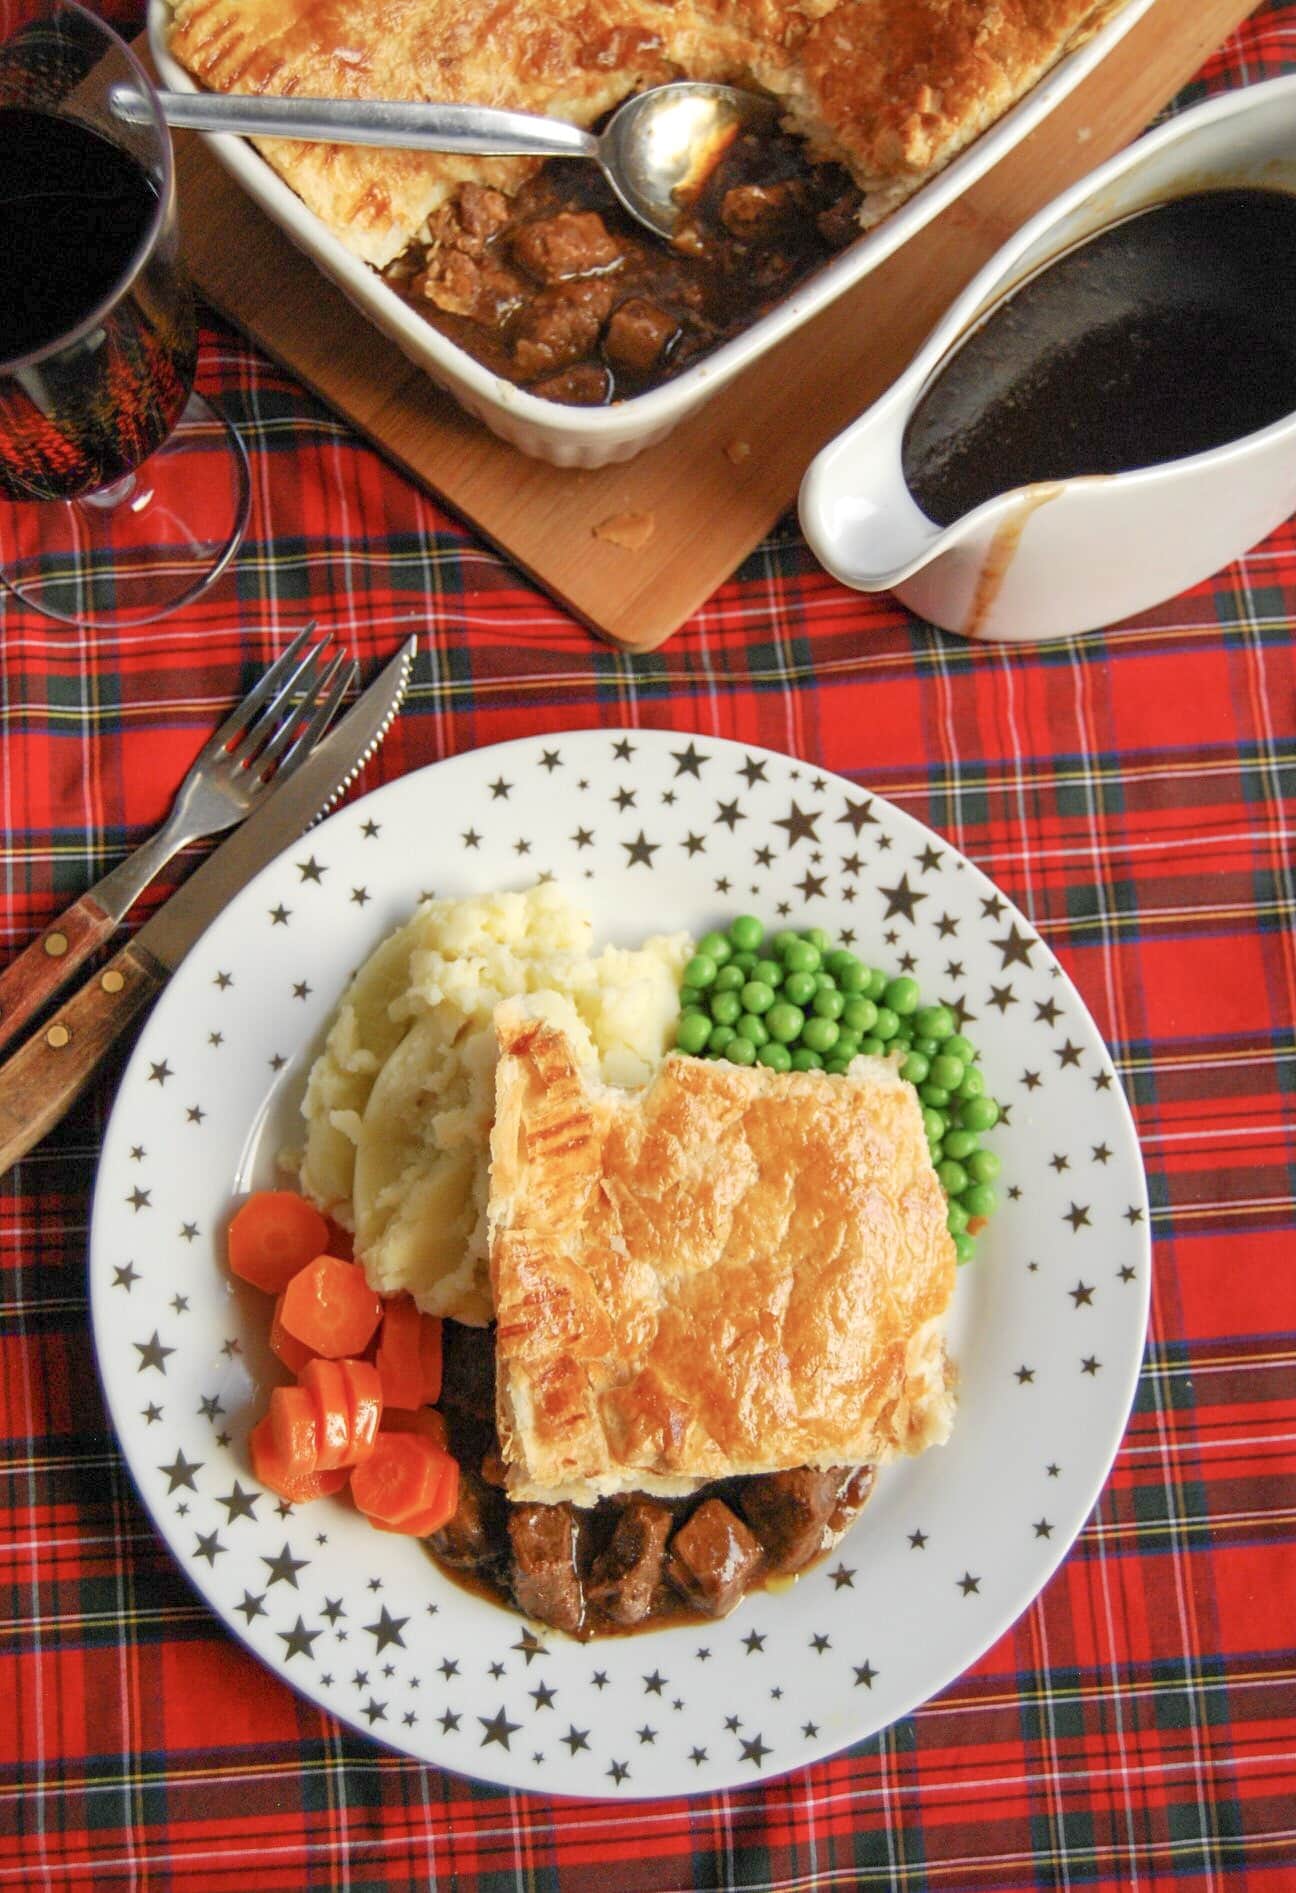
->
110;84;599;159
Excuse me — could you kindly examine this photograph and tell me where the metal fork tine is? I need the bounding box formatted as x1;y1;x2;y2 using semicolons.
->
252;647;345;776
224;636;333;770
264;655;357;783
197;622;318;759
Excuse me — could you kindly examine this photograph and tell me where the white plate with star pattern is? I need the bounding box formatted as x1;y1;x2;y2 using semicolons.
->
89;729;1150;1799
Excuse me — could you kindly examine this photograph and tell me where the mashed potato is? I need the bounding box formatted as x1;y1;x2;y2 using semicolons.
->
297;883;690;1323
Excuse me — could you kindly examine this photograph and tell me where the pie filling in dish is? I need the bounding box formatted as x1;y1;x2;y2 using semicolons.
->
165;0;1130;403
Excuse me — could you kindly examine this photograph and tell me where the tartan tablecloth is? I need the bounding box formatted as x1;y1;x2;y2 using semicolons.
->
3;3;1295;1886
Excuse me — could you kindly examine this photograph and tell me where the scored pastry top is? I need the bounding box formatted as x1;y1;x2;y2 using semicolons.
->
488;1002;957;1505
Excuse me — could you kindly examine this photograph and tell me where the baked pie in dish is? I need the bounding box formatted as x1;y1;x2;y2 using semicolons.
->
165;0;1135;409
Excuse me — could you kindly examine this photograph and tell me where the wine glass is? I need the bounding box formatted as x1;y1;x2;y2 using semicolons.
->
0;0;250;626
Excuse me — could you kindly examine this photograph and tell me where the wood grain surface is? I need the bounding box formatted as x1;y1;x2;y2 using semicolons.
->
161;0;1256;650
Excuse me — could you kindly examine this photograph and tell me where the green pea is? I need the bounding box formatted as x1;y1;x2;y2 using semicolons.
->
675;1011;711;1054
801;927;832;953
873;1006;901;1042
738;1012;770;1047
783;971;817;1007
838;960;868;994
782;939;821;975
814;971;836;991
679;985;701;1009
928;1140;943;1166
697;931;732;965
921;1107;947;1143
884;975;920;1016
946;1199;969;1236
771;929;801;959
707;1024;737;1055
727;914;764;953
713;963;746;993
937;1158;969;1196
766;1001;805;1044
684;952;719;989
741;980;775;1016
900;1051;930;1085
960;1095;1000;1132
727;1035;757;1066
802;1015;840;1054
757;1041;792;1072
943;1128;978;1161
842;996;878;1035
929;1052;966;1091
857;1036;885;1056
790;1047;824;1071
967;1148;1001;1183
731;951;758;974
812;987;844;1021
865;968;888;1002
945;1034;977;1066
834;1033;861;1061
957;1066;987;1102
825;949;860;980
709;990;741;1026
914;1004;955;1040
920;1082;951;1109
753;958;782;988
953;1231;977;1265
913;1036;939;1058
824;1058;852;1075
962;1182;997;1219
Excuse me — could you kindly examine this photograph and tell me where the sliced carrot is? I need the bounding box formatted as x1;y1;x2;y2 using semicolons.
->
350;1431;451;1529
368;1455;459;1536
249;1415;347;1504
381;1406;449;1450
298;1357;353;1471
270;1292;315;1375
228;1191;329;1295
268;1384;320;1471
280;1254;383;1359
419;1315;444;1405
340;1358;382;1463
374;1295;424;1409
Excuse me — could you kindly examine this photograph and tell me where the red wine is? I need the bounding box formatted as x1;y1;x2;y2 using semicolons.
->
0;107;198;501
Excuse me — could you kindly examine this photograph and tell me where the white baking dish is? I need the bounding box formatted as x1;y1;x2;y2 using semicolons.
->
149;0;1153;467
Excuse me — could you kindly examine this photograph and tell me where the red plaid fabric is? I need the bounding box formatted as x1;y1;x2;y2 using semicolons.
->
2;4;1294;1887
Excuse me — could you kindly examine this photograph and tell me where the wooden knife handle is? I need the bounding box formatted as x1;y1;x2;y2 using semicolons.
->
0;894;118;1057
0;940;166;1178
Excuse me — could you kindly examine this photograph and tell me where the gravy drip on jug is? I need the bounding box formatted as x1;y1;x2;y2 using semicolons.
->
902;187;1296;527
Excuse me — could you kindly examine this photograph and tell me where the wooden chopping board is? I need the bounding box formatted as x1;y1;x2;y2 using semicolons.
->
160;0;1256;650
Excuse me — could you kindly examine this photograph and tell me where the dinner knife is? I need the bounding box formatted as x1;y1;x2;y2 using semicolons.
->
0;635;416;1180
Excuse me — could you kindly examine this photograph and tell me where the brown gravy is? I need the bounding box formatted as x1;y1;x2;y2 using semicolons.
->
902;187;1296;526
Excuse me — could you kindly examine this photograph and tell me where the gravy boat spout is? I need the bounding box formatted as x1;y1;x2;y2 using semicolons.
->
799;72;1296;643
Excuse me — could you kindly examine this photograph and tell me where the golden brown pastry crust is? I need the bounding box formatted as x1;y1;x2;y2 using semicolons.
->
489;1003;956;1504
167;0;1129;265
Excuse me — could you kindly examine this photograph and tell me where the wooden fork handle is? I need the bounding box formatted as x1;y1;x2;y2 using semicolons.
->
0;940;166;1178
0;894;119;1058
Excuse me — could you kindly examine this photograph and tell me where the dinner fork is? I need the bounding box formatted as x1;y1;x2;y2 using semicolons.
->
0;624;356;1057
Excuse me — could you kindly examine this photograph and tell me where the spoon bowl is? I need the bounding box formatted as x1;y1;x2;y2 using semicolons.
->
111;79;781;241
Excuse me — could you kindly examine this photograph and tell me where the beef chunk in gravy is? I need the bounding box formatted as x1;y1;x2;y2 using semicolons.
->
586;1497;673;1626
603;297;679;374
667;1497;763;1617
512;278;617;379
439;1321;496;1423
509;1502;585;1635
429;1467;506;1572
737;1466;860;1575
512;209;622;282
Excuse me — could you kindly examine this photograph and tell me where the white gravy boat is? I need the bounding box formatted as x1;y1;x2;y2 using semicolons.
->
798;75;1296;641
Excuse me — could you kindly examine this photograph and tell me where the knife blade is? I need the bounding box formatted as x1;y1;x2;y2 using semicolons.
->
0;635;416;1178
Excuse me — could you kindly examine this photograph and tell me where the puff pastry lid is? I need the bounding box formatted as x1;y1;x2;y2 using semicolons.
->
166;0;1130;266
488;1003;957;1505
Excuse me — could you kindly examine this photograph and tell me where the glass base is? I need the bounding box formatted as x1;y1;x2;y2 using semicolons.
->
0;391;251;628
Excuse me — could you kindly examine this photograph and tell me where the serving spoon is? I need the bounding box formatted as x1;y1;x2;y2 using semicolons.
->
109;80;780;241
